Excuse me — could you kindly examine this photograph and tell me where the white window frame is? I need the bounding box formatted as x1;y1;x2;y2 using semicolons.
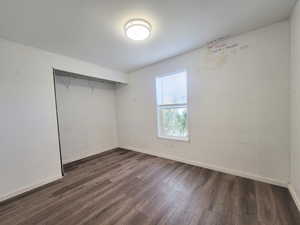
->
155;70;189;142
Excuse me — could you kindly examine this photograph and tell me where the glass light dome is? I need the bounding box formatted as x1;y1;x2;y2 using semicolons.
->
124;19;152;41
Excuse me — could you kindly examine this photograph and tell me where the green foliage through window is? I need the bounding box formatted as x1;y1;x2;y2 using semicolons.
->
160;107;188;137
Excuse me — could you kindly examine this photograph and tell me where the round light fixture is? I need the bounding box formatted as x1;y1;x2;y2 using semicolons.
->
124;19;152;41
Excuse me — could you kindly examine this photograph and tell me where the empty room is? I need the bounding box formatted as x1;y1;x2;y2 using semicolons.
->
1;0;300;224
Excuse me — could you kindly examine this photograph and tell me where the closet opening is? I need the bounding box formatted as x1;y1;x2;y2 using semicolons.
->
52;69;119;176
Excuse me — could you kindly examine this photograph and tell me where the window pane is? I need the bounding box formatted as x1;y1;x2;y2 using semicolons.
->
156;72;187;105
159;107;188;137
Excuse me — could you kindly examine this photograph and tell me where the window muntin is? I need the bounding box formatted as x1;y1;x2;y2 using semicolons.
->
156;71;188;141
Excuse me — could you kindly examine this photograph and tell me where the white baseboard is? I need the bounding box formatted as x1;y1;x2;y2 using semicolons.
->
288;184;300;211
0;175;62;202
0;147;116;203
123;146;288;188
64;147;119;164
0;148;292;207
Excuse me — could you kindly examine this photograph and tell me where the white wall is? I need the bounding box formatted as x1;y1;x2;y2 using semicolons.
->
290;0;300;210
0;38;127;201
116;21;290;186
55;73;118;164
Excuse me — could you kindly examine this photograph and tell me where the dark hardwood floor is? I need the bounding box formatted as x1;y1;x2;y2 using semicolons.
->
0;148;299;225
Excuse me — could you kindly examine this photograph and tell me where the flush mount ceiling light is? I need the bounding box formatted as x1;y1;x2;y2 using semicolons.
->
124;19;152;41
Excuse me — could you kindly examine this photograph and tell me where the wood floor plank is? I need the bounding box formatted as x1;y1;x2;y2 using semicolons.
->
0;149;299;225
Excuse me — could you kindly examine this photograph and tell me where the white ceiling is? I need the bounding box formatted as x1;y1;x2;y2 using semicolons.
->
0;0;296;72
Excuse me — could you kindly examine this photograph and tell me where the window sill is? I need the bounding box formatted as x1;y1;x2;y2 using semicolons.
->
157;135;190;142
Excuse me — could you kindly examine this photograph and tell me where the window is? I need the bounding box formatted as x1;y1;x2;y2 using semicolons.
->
156;71;189;141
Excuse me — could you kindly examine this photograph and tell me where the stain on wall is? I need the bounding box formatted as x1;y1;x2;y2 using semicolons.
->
201;37;249;69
